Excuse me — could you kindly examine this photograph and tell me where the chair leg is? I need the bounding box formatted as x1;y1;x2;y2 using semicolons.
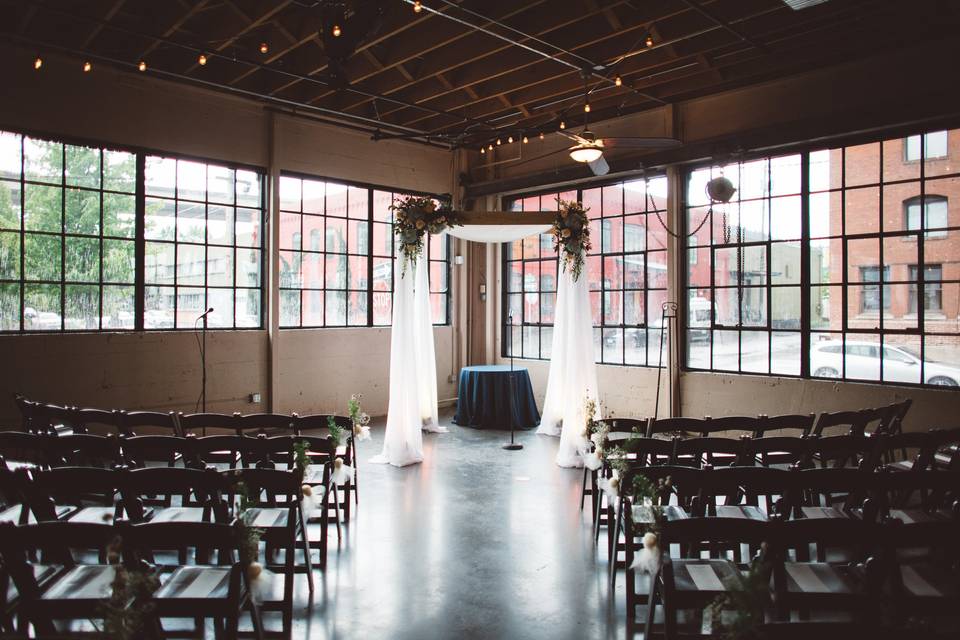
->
224;608;240;640
644;571;660;640
609;510;622;590
329;483;342;541
580;467;588;511
248;598;265;640
343;480;352;523
298;504;315;596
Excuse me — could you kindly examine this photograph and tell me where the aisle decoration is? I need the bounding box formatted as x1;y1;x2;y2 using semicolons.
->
99;536;159;640
232;478;273;604
581;396;606;471
349;393;372;441
326;415;355;485
705;558;772;639
627;473;671;575
391;196;460;271
326;416;345;446
551;199;592;281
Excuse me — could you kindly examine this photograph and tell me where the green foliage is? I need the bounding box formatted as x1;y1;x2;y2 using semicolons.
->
293;439;311;476
98;537;159;640
706;559;771;640
551;199;591;281
327;415;344;445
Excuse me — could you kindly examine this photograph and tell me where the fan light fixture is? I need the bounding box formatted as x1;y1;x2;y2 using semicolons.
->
569;145;603;163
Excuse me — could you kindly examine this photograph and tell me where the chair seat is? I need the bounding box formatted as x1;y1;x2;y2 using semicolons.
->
884;460;915;472
800;506;850;519
888;509;946;524
899;563;960;599
243;507;289;529
716;505;767;520
673;559;741;593
6;563;61;603
149;507;206;523
65;506;118;524
0;504;73;524
783;562;862;595
303;466;327;485
631;505;687;524
154;566;231;600
41;564;116;601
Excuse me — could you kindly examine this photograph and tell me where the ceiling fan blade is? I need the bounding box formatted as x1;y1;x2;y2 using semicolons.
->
588;155;610;176
600;137;682;149
559;130;592;145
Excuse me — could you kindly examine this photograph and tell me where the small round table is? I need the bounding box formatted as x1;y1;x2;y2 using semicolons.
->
453;365;540;430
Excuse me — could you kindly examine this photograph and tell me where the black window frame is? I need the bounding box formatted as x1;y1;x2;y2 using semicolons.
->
0;127;266;333
277;170;451;329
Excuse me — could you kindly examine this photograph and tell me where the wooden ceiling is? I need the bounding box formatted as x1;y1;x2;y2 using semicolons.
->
3;0;959;148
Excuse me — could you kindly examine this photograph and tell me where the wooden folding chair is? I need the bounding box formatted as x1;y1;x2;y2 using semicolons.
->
121;410;183;437
26;466;124;525
754;413;815;438
295;414;358;522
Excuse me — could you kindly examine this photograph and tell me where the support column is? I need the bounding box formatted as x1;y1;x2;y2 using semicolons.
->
266;113;281;411
666;164;683;418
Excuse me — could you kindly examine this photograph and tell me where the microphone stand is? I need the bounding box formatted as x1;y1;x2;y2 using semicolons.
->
197;307;213;414
503;312;523;451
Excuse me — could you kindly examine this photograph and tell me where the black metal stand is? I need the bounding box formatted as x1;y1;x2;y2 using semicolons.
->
201;312;208;413
654;301;678;421
503;312;523;451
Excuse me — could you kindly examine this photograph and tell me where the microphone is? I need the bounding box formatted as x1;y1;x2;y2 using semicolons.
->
198;307;214;319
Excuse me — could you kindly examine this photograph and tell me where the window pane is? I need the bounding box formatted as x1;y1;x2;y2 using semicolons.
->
280;289;300;327
236;289;260;328
103;285;134;329
65;145;100;189
144;287;174;328
175;287;205;328
64;284;99;330
103;193;135;238
206;289;233;328
24;183;62;232
0;133;22;181
24;283;61;330
24;138;62;184
0;231;20;279
145;156;175;197
65;236;99;282
24;233;61;281
145;197;175;240
103;150;135;193
145;242;175;285
0;283;19;330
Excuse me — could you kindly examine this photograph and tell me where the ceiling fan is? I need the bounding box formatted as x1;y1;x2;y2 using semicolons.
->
556;72;682;175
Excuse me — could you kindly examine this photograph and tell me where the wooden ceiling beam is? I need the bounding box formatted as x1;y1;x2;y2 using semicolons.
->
320;0;657;116
137;0;212;61
80;0;127;49
301;0;550;106
397;0;794;130
182;0;294;74
265;1;459;98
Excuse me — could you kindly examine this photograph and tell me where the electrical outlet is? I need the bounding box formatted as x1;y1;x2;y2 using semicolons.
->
447;374;455;383
249;393;261;403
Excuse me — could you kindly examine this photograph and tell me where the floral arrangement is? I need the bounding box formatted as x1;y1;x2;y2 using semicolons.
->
391;196;459;270
327;415;345;446
293;439;311;477
348;393;371;442
552;199;592;281
231;478;272;604
99;536;159;640
705;558;772;639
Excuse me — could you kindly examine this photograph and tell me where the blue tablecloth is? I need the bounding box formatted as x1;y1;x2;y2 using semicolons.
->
454;365;540;430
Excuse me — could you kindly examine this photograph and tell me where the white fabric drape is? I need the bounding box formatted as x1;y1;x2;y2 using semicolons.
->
370;253;426;467
537;265;599;468
414;253;445;433
443;225;551;244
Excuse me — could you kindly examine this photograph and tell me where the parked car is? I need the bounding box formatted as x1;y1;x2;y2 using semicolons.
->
810;339;960;386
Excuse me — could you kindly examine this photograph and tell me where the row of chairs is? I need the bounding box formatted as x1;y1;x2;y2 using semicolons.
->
0;463;335;638
11;394;362;523
613;465;960;637
1;519;265;639
639;514;960;639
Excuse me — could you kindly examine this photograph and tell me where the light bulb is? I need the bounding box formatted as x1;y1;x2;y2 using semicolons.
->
34;56;43;70
413;0;422;12
560;121;566;130
523;135;528;144
496;138;501;146
480;146;485;154
645;34;654;47
488;143;493;150
138;60;147;72
83;61;92;73
332;24;341;37
615;75;622;87
539;132;545;140
584;103;591;113
260;42;269;54
198;53;207;65
508;135;513;144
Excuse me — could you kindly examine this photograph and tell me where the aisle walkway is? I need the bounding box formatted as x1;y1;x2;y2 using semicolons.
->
292;410;627;639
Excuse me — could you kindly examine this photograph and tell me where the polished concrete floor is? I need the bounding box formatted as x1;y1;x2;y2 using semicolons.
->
288;409;630;640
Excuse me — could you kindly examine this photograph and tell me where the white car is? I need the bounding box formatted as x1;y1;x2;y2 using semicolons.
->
810;340;960;386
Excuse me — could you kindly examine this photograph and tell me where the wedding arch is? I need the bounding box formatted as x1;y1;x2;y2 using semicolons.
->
370;197;599;468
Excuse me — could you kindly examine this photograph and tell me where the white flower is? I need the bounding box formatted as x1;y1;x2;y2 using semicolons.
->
583;452;603;471
356;425;371;441
332;458;355;485
359;412;371;426
590;432;604;447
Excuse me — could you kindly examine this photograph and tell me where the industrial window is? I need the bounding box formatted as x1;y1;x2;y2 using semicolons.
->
685;127;960;388
0;129;265;332
277;174;449;328
502;176;669;366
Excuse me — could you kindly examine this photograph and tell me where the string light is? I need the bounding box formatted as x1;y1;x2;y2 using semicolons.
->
539;132;545;140
507;135;513;144
413;0;422;12
584;103;591;113
332;24;342;37
480;146;485;154
82;61;92;73
559;121;565;130
33;56;42;70
496;138;501;146
645;34;654;47
198;53;207;65
522;135;529;144
259;42;269;54
615;75;622;87
138;60;147;72
488;143;493;150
